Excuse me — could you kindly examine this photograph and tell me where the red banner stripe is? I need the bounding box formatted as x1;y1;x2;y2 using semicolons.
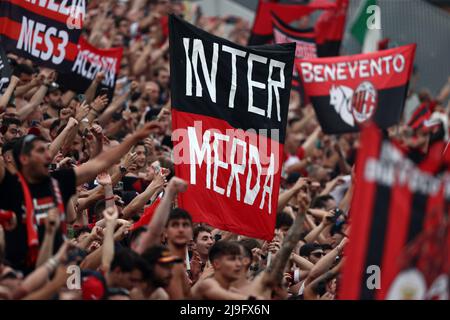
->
375;182;412;299
172;109;282;241
339;125;382;299
6;0;83;26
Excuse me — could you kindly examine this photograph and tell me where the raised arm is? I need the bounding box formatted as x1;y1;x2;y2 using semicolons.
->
35;208;60;268
135;177;188;254
48;117;79;159
302;126;321;158
0;76;19;110
277;177;308;212
122;170;166;219
74;121;162;186
101;207;118;273
305;238;347;286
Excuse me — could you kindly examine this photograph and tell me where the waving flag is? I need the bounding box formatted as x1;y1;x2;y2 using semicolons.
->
339;124;450;300
169;15;295;240
0;0;86;72
297;44;416;134
248;0;334;46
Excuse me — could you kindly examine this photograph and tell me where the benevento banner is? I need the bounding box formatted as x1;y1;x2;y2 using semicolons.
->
0;0;86;72
297;44;416;134
169;15;295;240
58;36;123;97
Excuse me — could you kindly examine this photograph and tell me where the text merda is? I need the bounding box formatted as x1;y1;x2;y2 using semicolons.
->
181;127;276;214
183;38;287;122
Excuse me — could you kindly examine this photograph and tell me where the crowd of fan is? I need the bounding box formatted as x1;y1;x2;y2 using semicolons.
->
0;0;449;300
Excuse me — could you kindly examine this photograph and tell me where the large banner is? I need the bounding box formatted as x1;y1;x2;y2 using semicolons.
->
0;0;85;71
297;44;416;134
57;36;123;98
169;15;295;240
0;42;12;95
314;0;348;57
339;125;450;300
248;0;334;46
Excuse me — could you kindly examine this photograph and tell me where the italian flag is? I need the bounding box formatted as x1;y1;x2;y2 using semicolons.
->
350;0;382;53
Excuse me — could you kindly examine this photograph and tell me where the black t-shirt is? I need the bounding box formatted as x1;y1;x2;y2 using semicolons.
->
0;169;76;273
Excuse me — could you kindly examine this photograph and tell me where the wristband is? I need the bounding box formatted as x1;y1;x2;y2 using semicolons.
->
293;269;300;283
45;257;58;274
105;196;114;201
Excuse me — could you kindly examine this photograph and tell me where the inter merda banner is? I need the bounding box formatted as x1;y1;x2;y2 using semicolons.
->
339;125;450;300
0;0;86;72
169;15;295;240
58;36;123;98
297;44;416;134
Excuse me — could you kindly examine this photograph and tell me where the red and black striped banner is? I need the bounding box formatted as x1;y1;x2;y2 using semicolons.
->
339;125;450;300
0;0;85;72
297;44;416;134
169;15;295;240
248;0;335;46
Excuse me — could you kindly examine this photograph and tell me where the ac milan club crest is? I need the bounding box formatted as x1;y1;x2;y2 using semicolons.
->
298;44;416;134
352;81;378;124
328;81;378;128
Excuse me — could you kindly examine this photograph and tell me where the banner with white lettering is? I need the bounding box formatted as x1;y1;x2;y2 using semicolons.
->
339;124;450;300
0;42;12;95
297;44;416;134
57;36;123;98
0;0;85;71
169;15;295;240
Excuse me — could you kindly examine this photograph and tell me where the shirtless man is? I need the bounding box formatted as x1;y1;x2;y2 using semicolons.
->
191;241;258;300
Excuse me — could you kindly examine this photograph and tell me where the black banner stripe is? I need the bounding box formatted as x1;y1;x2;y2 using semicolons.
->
170;15;295;143
310;85;408;134
406;193;429;243
359;183;392;300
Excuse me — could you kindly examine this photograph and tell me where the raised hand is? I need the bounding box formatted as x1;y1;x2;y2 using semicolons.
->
90;124;103;139
95;71;105;84
121;152;138;171
132;121;163;140
103;206;119;223
45;207;61;233
91;95;108;112
75;101;90;122
96;171;112;186
167;177;188;195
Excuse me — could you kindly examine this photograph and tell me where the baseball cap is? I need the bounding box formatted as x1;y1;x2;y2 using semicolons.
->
81;271;107;300
299;243;323;257
142;245;183;265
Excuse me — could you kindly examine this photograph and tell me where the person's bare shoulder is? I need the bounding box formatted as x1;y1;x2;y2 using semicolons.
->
149;287;169;300
190;277;216;300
